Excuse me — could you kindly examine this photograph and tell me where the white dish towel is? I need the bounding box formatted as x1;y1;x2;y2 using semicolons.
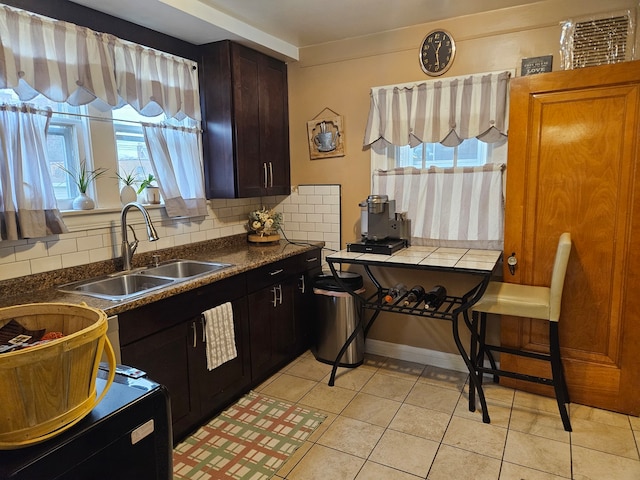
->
203;302;237;371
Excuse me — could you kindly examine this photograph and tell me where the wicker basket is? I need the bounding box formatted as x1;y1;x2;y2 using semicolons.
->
0;303;115;449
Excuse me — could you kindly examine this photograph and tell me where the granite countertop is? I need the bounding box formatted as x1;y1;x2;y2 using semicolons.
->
0;235;323;317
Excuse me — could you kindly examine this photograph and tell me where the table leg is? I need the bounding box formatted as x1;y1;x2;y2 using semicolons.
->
452;313;490;423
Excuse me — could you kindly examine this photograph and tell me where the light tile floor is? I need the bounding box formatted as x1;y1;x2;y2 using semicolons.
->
253;351;640;480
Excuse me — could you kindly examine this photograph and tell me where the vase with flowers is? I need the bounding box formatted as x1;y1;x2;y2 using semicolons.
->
247;207;282;243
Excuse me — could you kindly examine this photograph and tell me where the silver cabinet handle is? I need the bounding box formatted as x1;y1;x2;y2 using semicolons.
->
306;257;318;262
271;285;280;307
276;284;282;305
299;274;305;293
269;162;273;187
191;321;197;348
201;317;206;343
269;268;284;276
263;163;268;188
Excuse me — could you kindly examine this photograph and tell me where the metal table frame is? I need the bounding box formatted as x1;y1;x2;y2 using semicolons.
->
326;247;501;424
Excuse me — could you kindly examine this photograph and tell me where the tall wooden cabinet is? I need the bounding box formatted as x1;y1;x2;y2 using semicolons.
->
199;40;291;198
502;61;640;415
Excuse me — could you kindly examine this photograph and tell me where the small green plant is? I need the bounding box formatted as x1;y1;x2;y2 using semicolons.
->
115;169;138;187
59;160;107;194
137;173;157;194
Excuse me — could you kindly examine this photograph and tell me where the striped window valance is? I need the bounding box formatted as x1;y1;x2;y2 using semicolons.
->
363;71;511;148
0;5;201;121
372;164;505;249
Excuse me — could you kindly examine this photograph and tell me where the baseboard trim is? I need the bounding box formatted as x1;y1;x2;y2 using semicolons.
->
365;339;498;374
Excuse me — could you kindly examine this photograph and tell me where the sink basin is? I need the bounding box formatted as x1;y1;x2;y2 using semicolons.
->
141;260;232;279
59;273;175;301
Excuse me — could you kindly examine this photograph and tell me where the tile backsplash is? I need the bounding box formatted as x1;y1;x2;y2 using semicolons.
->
0;184;341;282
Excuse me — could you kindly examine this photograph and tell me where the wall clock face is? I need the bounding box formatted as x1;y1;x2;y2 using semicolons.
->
420;30;456;76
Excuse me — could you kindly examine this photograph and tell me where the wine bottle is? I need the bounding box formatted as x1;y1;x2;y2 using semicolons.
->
423;285;447;310
384;283;407;303
402;285;425;306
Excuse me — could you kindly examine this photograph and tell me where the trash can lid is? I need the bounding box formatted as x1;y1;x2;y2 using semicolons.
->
314;272;363;292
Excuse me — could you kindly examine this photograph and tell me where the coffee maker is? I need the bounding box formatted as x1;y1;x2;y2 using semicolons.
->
348;195;410;254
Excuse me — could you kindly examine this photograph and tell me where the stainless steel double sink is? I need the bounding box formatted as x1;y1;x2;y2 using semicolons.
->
58;259;232;301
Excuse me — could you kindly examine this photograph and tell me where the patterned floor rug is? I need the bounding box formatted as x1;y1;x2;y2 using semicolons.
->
173;391;327;479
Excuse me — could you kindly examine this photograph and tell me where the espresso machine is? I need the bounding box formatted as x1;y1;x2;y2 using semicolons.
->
348;195;410;254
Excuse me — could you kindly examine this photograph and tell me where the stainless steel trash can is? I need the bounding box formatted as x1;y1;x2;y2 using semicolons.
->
313;272;365;367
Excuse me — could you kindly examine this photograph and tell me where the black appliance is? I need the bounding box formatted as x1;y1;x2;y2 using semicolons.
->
0;365;172;480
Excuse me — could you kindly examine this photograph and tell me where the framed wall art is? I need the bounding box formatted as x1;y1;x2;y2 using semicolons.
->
307;109;345;160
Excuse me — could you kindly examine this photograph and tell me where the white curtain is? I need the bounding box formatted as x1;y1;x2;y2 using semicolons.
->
143;123;207;218
372;165;505;249
0;105;68;240
364;71;511;148
0;4;201;121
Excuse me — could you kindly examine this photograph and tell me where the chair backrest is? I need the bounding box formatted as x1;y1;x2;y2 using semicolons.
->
549;232;572;322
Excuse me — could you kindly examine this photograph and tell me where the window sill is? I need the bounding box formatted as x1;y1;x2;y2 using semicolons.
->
60;204;165;232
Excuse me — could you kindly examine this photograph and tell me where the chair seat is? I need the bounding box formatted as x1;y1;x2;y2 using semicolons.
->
473;281;551;321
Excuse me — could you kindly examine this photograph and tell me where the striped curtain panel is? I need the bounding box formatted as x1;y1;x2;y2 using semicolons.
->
363;71;510;148
372;165;505;249
0;5;200;121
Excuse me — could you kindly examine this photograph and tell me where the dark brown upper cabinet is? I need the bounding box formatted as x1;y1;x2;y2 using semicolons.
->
200;40;291;198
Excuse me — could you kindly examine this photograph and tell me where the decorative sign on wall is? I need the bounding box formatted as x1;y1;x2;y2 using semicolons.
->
521;55;553;76
307;108;345;160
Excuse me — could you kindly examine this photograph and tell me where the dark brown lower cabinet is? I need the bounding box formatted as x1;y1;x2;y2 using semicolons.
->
119;248;321;443
120;276;250;443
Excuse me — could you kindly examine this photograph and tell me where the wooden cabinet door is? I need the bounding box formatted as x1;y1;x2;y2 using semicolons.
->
232;44;264;198
259;54;290;196
190;298;251;421
503;61;640;415
121;321;195;442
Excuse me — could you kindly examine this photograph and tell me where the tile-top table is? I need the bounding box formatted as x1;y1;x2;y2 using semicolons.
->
325;245;502;425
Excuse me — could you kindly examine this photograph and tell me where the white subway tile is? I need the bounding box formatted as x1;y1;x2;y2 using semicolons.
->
298;185;315;196
0;261;31;280
323;213;340;225
306;213;323;223
306;195;322;205
283;204;300;213
46;238;78;256
314;185;333;195
0;246;16;264
314;204;332;214
308;231;325;241
62;251;91;268
291;213;307;223
298;204;315;214
14;242;47;261
190;230;208;243
323;195;340;205
31;255;63;274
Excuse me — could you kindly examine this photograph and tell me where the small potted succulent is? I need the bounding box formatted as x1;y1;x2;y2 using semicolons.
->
137;173;160;204
59;160;107;210
115;169;138;205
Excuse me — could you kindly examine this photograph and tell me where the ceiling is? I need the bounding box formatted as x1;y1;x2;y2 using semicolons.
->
69;0;545;60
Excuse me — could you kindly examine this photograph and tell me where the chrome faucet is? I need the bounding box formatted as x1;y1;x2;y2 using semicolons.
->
121;202;159;270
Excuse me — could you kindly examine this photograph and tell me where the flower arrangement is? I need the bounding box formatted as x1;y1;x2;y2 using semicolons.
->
248;207;282;237
59;159;107;194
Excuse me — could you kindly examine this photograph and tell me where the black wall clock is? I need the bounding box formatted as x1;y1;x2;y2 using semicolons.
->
419;29;456;76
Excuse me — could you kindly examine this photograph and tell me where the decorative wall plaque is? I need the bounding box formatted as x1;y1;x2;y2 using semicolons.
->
307;109;345;160
521;55;553;76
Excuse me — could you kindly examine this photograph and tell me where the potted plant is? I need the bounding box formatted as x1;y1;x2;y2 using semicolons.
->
115;169;138;205
137;173;160;204
59;160;107;210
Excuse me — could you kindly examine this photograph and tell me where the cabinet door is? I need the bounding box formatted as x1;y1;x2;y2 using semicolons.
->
232;43;264;198
121;321;194;442
294;266;322;354
190;298;251;421
259;54;290;196
503;61;640;415
248;282;294;380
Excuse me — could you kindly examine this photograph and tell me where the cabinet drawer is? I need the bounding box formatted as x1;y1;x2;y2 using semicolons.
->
246;255;299;293
119;274;247;346
296;248;321;271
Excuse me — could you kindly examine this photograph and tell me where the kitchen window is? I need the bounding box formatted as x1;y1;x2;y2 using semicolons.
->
0;4;204;239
